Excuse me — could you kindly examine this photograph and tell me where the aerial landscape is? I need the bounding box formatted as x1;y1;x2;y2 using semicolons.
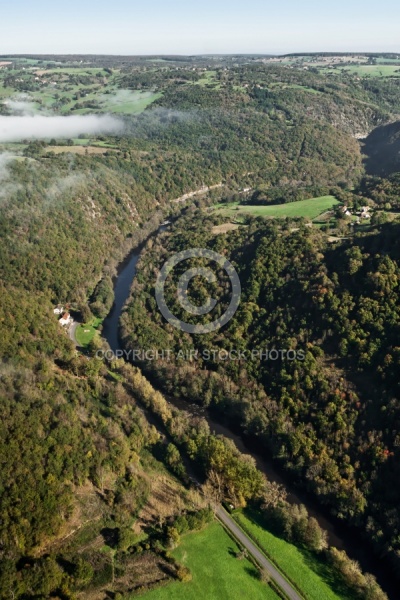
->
1;2;400;599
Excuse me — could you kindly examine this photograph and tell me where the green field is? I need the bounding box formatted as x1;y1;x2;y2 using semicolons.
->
375;57;400;64
214;196;340;220
269;82;321;94
75;317;102;347
0;86;15;99
37;67;108;75
322;65;400;77
235;510;356;600
195;70;219;87
138;522;280;600
100;90;162;114
71;138;92;145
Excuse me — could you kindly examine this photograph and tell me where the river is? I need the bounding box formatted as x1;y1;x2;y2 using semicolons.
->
101;226;397;599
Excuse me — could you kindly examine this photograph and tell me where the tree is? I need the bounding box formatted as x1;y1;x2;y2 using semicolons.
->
302;517;328;551
74;557;94;587
257;568;271;583
261;481;288;509
166;526;180;549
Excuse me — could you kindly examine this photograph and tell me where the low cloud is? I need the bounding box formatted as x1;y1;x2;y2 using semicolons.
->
0;114;124;143
45;173;86;202
5;98;39;116
138;107;199;125
0;152;12;182
0;152;21;201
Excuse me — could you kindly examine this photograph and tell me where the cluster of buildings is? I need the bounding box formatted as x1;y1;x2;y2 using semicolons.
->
341;205;371;222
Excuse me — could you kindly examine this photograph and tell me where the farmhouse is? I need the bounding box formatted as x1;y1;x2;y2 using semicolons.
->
356;206;371;219
360;206;371;219
59;312;72;326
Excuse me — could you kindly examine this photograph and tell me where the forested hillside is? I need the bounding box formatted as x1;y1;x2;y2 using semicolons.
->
121;210;400;576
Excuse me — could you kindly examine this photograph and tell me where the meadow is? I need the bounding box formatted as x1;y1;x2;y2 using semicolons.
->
137;522;280;600
234;510;356;600
35;67;108;75
321;65;400;77
269;82;321;94
194;70;219;87
100;89;162;114
75;317;103;347
47;145;117;155
214;195;339;220
375;57;400;64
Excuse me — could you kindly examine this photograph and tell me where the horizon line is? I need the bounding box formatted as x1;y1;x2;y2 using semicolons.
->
1;51;400;58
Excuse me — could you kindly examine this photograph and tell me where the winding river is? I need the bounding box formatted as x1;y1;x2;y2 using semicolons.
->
102;226;397;599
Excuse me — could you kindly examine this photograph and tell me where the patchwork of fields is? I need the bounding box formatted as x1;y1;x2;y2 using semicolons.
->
0;61;162;118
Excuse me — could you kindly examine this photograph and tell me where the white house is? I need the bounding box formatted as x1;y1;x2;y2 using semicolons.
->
59;312;72;326
360;206;371;219
53;305;64;315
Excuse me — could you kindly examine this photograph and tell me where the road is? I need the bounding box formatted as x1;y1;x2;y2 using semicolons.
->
68;321;79;346
216;507;303;600
172;183;224;203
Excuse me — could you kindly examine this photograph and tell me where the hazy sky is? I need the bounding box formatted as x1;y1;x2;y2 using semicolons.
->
1;0;399;55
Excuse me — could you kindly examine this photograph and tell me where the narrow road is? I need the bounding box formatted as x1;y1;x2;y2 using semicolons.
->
69;321;79;346
172;183;224;203
216;507;303;600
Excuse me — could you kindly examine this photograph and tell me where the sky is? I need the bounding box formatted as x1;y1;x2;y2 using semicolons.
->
1;0;399;55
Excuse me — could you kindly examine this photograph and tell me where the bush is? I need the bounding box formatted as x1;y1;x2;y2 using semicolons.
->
176;565;192;582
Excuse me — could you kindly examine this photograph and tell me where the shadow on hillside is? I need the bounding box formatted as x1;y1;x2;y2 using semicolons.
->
362;121;400;177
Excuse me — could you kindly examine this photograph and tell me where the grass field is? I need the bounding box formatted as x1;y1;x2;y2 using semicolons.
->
343;65;400;77
4;57;41;65
100;89;162;114
35;67;108;75
138;522;280;600
270;82;321;94
234;510;356;600
214;196;340;220
47;145;117;155
46;145;118;156
194;70;219;87
322;65;400;77
75;317;102;347
71;138;91;145
0;86;15;99
375;57;400;65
